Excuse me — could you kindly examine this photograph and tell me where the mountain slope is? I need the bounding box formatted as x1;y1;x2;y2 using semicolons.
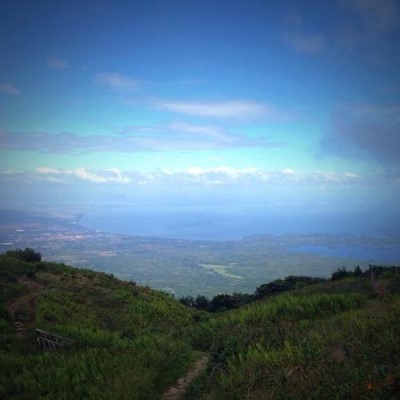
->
0;252;204;399
1;251;399;399
186;273;400;399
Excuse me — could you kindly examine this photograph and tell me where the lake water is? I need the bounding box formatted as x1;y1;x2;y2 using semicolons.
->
81;206;290;240
289;245;400;263
80;207;400;262
80;206;400;241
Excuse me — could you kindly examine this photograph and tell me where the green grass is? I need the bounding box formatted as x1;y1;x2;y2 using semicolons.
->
1;252;399;399
186;276;400;399
0;253;200;399
199;264;244;280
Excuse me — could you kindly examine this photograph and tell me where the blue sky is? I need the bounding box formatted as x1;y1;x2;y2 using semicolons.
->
1;0;400;224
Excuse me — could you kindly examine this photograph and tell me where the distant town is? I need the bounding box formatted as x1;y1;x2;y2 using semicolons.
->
1;208;399;297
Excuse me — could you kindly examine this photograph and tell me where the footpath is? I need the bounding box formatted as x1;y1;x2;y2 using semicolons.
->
162;356;209;399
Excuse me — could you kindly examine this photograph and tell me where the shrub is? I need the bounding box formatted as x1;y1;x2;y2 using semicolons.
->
6;248;42;263
331;267;351;281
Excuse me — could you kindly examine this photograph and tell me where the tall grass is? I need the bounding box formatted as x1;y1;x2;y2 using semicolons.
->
0;255;198;399
186;279;400;399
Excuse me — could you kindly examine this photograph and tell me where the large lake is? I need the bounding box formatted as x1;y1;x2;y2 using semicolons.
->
80;206;400;242
81;206;289;240
80;207;400;262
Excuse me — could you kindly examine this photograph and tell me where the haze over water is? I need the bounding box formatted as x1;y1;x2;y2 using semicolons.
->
81;206;400;241
1;1;400;247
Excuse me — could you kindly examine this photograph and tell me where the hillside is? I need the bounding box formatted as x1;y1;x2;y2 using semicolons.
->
0;250;206;399
1;249;400;399
187;270;400;399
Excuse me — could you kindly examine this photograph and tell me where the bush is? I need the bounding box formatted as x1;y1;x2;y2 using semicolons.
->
179;296;195;307
256;276;325;299
331;267;351;281
6;248;42;263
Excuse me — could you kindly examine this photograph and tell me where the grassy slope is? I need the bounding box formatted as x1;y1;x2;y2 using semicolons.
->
187;276;400;399
1;253;400;399
0;254;206;400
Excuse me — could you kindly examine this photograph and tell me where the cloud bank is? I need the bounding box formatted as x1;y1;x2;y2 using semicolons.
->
0;124;282;154
0;166;360;187
33;167;130;184
322;104;400;164
153;99;275;119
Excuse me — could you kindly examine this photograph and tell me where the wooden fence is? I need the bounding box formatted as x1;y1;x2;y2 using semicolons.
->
36;329;73;350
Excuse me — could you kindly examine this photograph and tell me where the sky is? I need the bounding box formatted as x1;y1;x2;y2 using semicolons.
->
0;0;400;230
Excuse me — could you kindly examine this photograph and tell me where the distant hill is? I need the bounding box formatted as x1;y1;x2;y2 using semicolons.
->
1;249;399;399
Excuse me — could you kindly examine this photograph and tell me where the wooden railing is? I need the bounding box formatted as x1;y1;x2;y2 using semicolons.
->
36;329;73;350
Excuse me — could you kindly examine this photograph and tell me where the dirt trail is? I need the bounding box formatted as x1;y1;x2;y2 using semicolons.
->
6;276;44;324
162;356;208;399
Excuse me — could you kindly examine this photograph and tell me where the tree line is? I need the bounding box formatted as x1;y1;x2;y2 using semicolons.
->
179;265;399;312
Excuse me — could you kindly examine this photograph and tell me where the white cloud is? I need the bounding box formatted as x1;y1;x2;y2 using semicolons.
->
169;122;227;138
124;167;359;186
36;167;64;174
282;167;296;175
47;57;69;70
311;170;358;183
182;166;263;184
283;32;326;55
281;168;360;184
1;166;361;187
154;99;274;119
94;72;139;91
0;124;282;153
167;122;251;145
76;167;130;184
0;83;19;96
34;167;130;184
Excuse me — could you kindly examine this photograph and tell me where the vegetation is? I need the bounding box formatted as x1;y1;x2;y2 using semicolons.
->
179;275;326;312
186;267;400;399
1;249;399;399
180;266;399;312
6;247;42;263
4;207;383;297
0;250;204;399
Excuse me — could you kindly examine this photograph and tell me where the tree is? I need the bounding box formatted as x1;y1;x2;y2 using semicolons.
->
331;267;351;281
255;279;291;299
7;248;42;263
179;296;195;307
208;294;238;312
194;295;209;310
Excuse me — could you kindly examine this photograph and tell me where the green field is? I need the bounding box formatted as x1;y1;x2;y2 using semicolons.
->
199;264;244;280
